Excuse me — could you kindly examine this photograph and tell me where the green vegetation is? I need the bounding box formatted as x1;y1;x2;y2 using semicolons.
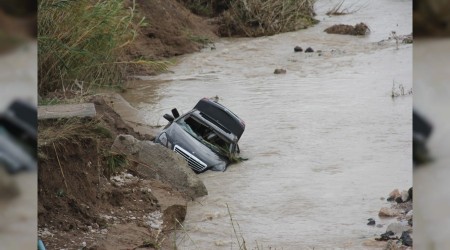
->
38;0;168;95
105;152;128;177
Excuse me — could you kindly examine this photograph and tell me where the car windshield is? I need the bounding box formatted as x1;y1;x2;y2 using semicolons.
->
177;116;233;156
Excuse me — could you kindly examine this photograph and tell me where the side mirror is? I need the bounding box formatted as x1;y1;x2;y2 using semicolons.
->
163;114;174;122
171;108;180;118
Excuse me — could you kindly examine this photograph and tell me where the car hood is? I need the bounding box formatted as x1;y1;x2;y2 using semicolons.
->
165;123;228;171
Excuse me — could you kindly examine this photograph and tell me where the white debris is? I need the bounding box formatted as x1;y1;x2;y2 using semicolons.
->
110;172;139;186
100;214;116;221
38;228;54;238
140;187;152;194
144;211;163;230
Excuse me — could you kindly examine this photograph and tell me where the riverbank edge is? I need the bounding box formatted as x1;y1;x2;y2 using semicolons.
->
37;92;208;249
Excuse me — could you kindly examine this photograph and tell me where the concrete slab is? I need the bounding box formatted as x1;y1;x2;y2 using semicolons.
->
101;93;159;138
38;103;96;120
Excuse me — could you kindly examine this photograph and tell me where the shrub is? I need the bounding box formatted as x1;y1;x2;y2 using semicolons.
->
38;0;138;95
219;0;317;37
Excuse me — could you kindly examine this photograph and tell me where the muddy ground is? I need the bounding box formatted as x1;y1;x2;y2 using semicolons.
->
38;97;190;249
121;0;217;75
37;1;217;248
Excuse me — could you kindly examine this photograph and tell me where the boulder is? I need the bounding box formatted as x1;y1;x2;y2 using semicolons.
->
305;47;314;53
274;68;287;74
367;218;375;225
400;231;413;246
111;134;142;155
387;189;400;202
137;141;208;198
111;135;208;198
294;46;303;52
378;207;401;217
401;190;409;202
386;222;411;237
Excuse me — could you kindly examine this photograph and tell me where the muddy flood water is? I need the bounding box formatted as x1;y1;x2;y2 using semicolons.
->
123;0;412;248
0;43;37;249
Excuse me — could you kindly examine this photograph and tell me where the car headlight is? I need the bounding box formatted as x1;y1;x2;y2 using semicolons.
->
212;161;227;172
157;133;168;146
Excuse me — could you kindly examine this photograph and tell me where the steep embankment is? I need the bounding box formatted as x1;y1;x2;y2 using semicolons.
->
38;0;218;248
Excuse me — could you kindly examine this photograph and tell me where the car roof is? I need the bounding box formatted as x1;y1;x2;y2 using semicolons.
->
193;98;245;139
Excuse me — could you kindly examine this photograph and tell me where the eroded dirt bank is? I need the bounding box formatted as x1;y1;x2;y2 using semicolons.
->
37;0;218;248
38;96;200;249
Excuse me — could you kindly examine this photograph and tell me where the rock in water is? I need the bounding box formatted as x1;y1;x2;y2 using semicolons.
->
294;46;303;52
387;189;400;201
401;190;409;202
378;207;401;217
305;47;314;53
400;231;413;246
112;135;208;198
274;69;287;74
386;222;411;237
367;218;376;225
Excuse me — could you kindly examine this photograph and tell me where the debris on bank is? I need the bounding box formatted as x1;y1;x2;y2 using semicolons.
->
367;187;413;249
324;22;370;36
38;95;203;249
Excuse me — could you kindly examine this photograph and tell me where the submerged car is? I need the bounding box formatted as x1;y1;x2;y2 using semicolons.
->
0;100;37;174
154;98;245;173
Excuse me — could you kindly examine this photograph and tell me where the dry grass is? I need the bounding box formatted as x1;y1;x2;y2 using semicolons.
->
391;81;412;98
326;0;365;16
220;0;318;37
38;0;169;96
38;118;108;148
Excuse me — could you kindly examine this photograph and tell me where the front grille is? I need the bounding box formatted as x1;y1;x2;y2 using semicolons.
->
174;145;207;172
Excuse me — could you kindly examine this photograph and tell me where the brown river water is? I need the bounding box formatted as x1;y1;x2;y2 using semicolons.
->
0;42;37;249
414;39;450;249
122;1;412;248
